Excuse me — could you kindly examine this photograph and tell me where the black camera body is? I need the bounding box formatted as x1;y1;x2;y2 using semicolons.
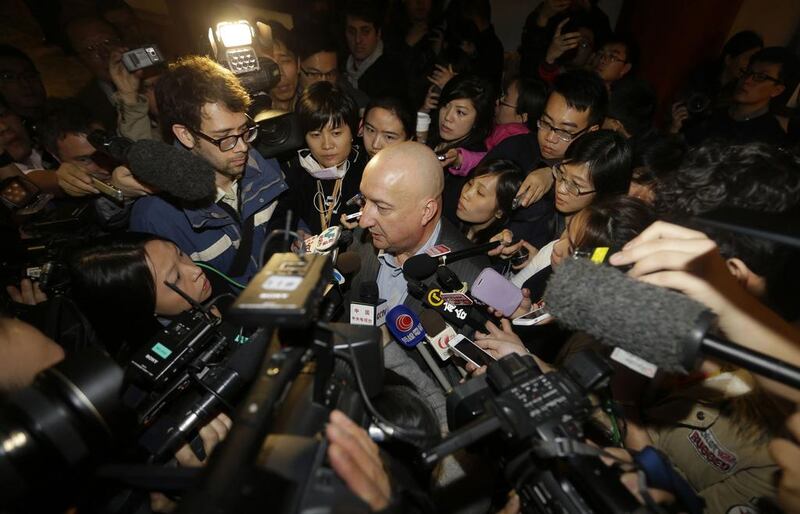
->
427;352;644;514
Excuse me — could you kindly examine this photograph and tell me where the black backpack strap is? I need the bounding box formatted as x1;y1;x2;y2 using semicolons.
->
216;199;255;279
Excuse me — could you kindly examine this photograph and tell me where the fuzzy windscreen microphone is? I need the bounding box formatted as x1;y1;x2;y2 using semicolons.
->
543;257;709;373
335;251;361;275
127;139;217;201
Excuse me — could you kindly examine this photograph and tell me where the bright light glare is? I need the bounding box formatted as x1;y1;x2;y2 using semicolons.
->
217;21;252;48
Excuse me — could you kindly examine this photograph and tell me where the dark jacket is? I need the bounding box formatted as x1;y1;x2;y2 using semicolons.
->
129;149;288;285
278;146;367;234
481;133;556;248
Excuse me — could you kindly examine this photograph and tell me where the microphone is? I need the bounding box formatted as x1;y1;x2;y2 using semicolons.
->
333;251;361;286
304;226;353;254
320;252;361;321
350;282;388;326
436;266;466;292
403;240;502;280
407;281;489;331
386;305;426;348
386;305;452;391
419;310;458;361
127;139;217;201
544;258;800;388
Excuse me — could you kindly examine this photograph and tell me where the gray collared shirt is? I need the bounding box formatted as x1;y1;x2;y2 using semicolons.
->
376;220;442;311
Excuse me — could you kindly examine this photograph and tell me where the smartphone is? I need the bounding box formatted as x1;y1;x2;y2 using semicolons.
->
512;303;553;326
0;176;38;209
122;45;165;72
91;177;124;202
448;334;495;367
470;267;524;317
344;211;362;221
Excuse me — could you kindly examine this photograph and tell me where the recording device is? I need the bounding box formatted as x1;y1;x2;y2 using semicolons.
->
0;349;132;511
448;334;495;367
128;309;223;389
385;305;452;391
544;257;800;388
0;175;50;214
304;226;353;258
471;267;524;317
251;110;305;159
511;196;523;210
386;305;426;348
135;327;269;463
422;351;643;513
88;132;217;201
208;19;280;94
90;176;124;202
122;45;165;72
436;153;447;162
230;252;333;327
512;302;552;326
436;265;465;292
419;310;457;361
407;281;490;331
349;281;388;326
403;239;502;280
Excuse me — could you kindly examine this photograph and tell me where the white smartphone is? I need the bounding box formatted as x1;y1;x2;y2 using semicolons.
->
512;303;553;326
448;334;495;367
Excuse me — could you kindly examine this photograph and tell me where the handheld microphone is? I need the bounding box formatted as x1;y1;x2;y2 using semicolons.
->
126;139;217;201
320;252;361;321
386;305;426;348
403;240;502;280
407;281;489;331
544;258;800;388
419;310;457;361
350;282;388;326
304;226;353;254
436;266;466;292
386;305;453;391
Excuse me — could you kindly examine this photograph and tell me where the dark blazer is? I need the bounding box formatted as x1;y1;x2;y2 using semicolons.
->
356;53;408;103
344;218;489;314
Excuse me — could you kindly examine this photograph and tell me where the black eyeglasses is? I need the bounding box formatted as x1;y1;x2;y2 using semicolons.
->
191;117;258;152
742;70;782;84
300;67;338;81
537;119;588;143
552;164;596;196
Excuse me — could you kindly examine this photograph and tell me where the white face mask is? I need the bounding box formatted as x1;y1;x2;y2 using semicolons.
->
297;149;349;180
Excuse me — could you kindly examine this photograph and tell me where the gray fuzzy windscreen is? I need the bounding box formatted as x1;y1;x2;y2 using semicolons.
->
127;139;217;201
543;258;709;373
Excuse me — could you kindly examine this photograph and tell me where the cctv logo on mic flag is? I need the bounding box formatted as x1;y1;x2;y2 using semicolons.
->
386;305;425;348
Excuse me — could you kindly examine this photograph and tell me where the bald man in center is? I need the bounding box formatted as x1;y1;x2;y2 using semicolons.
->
345;142;489;394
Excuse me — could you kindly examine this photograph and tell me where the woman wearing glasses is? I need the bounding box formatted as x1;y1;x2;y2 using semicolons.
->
505;129;632;286
279;81;367;235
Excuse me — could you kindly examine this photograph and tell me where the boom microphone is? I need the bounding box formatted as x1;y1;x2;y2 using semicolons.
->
403;240;501;280
127;140;217;201
544;258;800;387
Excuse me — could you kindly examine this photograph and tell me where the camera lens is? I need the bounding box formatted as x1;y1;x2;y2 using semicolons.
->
0;350;129;509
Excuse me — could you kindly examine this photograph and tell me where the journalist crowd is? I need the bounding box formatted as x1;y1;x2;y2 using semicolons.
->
3;0;800;513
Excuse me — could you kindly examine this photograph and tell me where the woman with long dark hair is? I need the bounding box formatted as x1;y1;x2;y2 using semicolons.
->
69;232;214;361
455;159;524;244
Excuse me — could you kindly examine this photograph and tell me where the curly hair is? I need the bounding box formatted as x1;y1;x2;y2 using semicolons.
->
156;55;251;143
654;142;800;218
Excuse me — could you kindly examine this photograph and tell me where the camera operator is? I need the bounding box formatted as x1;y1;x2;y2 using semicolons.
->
129;55;288;286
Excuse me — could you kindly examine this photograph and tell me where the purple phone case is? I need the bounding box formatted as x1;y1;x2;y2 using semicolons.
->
470;267;523;317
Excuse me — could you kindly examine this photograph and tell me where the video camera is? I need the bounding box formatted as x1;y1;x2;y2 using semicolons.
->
422;351;646;514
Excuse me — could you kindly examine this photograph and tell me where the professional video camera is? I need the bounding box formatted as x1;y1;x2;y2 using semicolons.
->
208;18;303;158
0;245;396;513
422;351;647;514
